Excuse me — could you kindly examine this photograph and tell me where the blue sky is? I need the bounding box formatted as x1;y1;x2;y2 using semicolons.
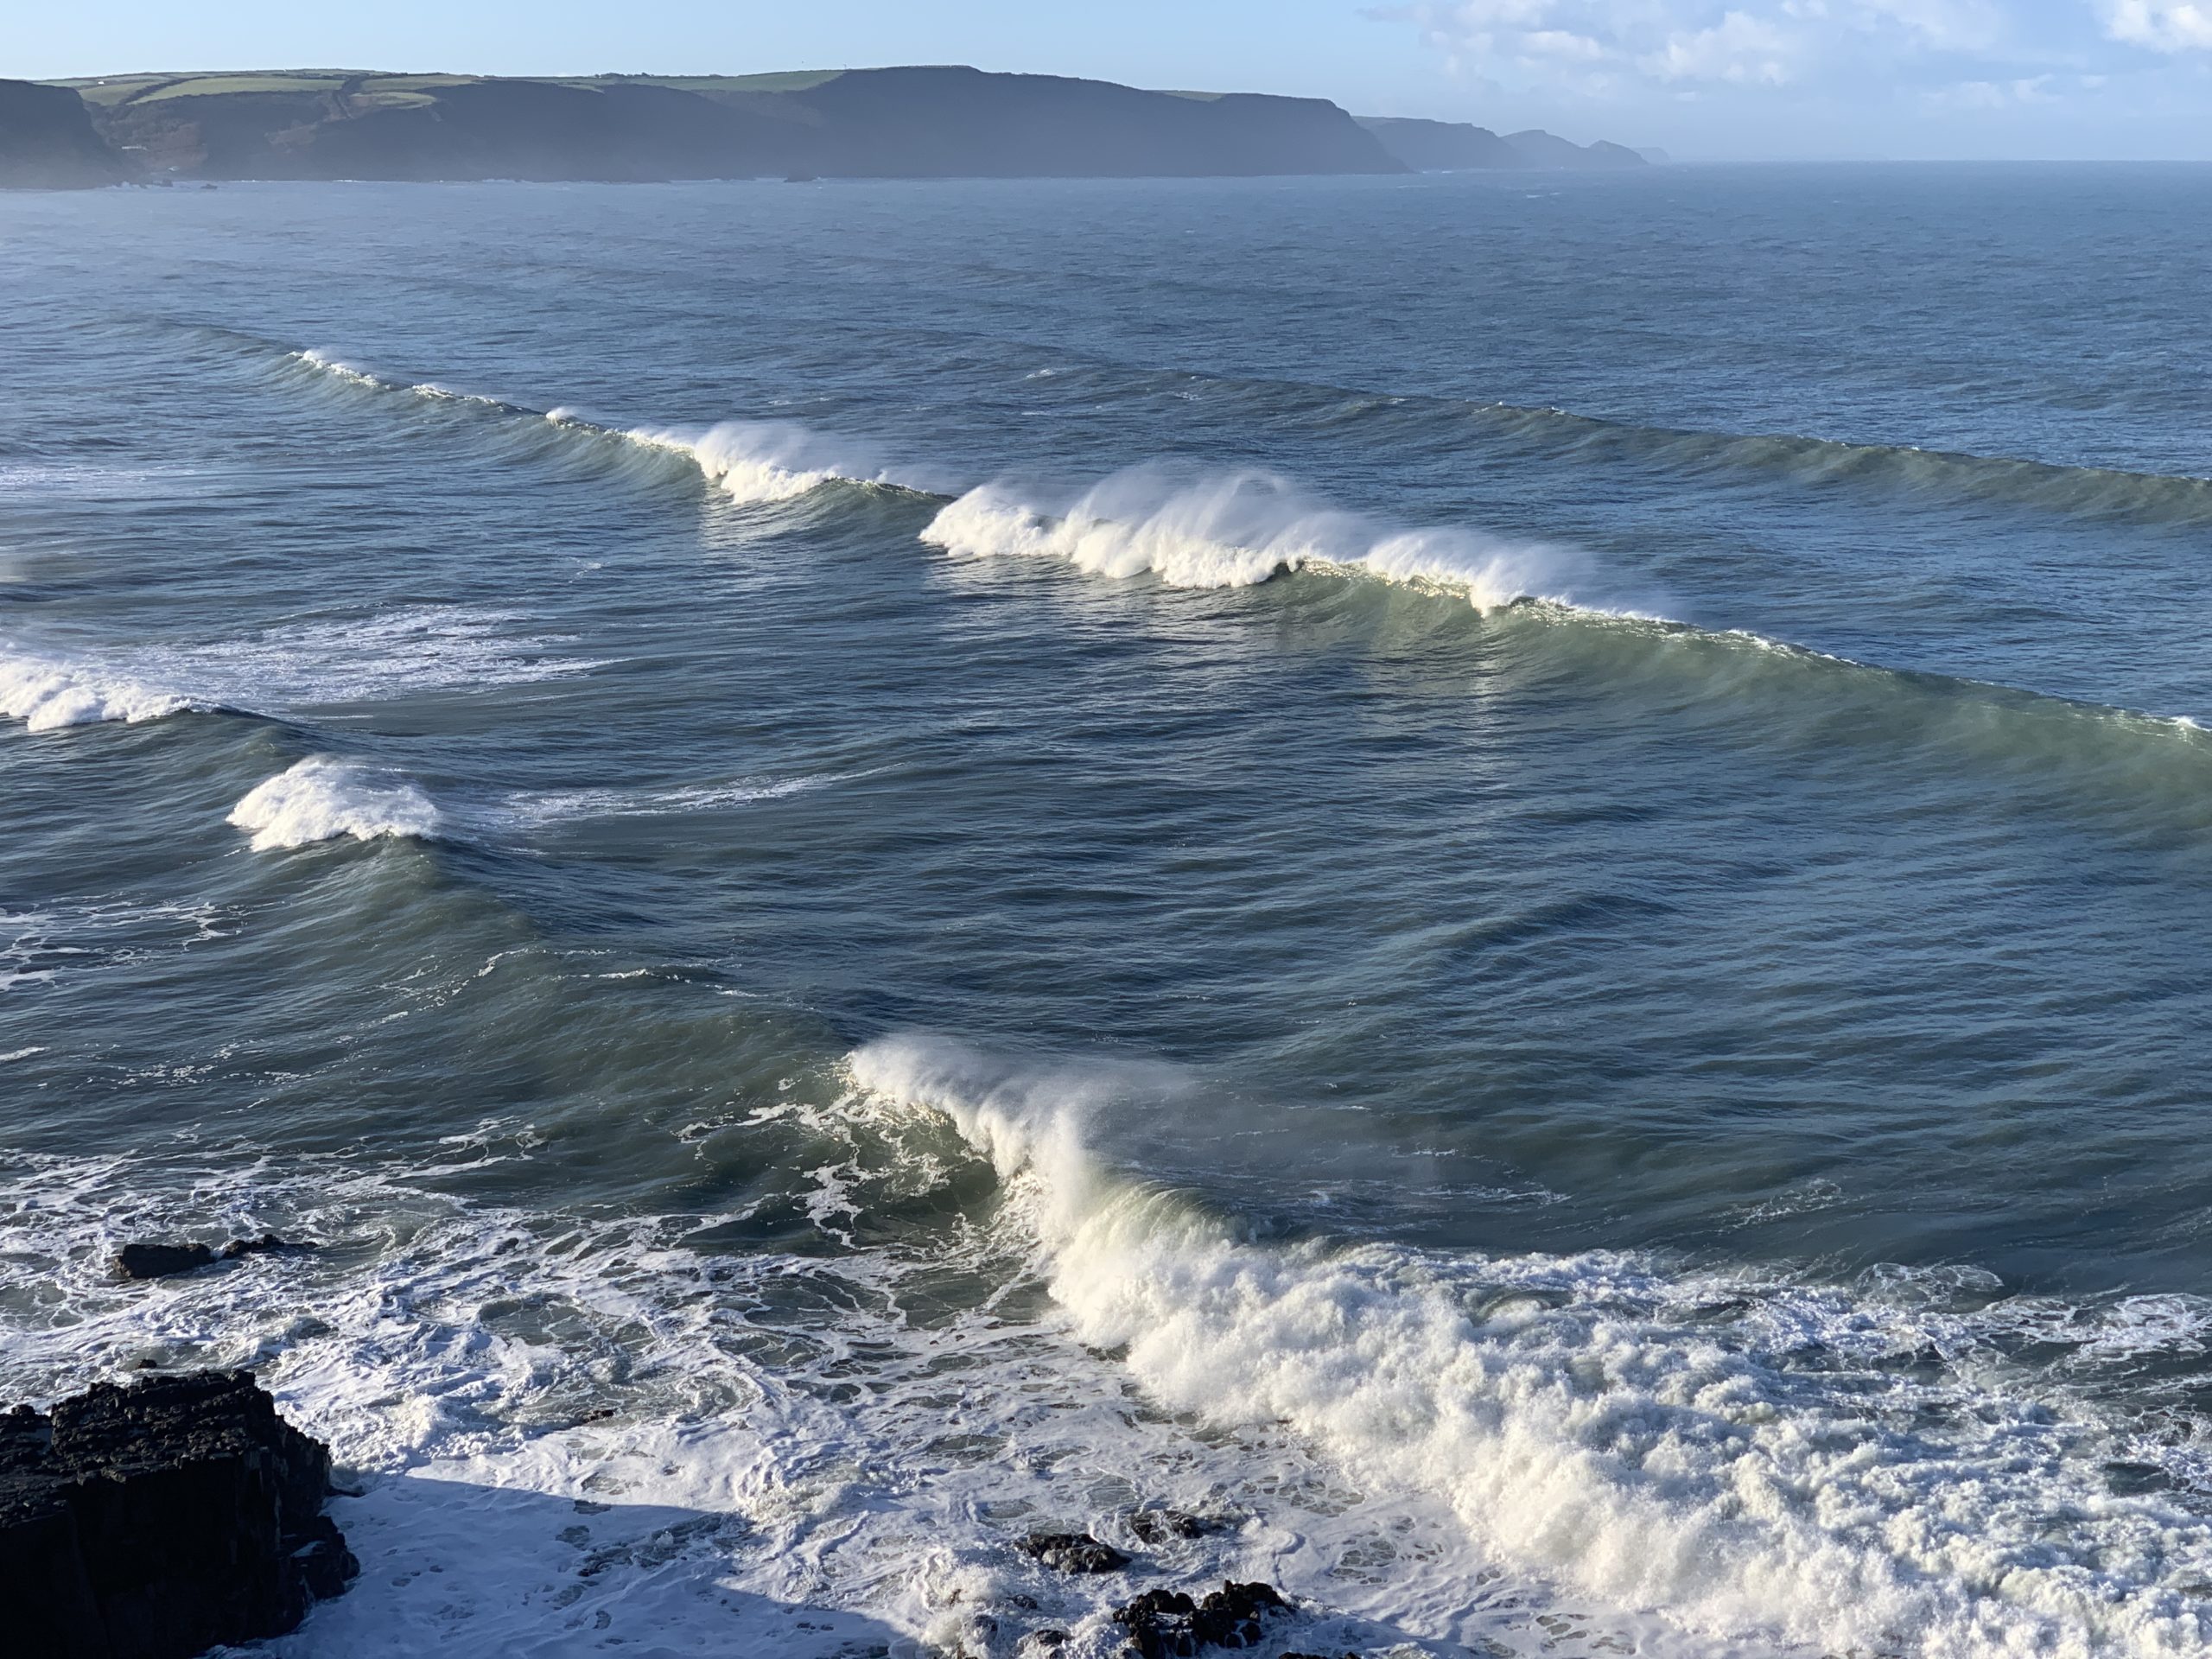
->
19;1;2212;159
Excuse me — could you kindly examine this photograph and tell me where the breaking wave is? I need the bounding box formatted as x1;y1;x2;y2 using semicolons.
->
0;651;203;733
922;468;1620;614
228;758;441;852
849;1033;2212;1659
610;420;924;507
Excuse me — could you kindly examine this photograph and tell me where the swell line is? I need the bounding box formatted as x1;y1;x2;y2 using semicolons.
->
270;343;2212;775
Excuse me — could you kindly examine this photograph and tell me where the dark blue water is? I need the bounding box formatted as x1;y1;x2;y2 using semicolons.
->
3;165;2210;1658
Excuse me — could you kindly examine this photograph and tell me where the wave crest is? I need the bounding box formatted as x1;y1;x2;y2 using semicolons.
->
0;652;200;733
619;420;910;507
921;469;1605;613
228;757;441;852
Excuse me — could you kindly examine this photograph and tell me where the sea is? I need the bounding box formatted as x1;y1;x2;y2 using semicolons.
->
3;163;2211;1658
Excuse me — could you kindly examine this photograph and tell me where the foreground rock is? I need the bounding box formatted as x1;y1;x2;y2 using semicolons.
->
1114;1580;1294;1657
0;1370;357;1658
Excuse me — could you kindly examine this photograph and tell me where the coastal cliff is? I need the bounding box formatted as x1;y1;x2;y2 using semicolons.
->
1358;115;1648;171
0;78;132;188
49;67;1402;183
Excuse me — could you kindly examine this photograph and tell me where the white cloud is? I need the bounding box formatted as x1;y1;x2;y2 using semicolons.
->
1641;10;1799;80
2099;0;2212;48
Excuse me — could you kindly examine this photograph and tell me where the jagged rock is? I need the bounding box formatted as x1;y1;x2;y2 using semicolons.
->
1020;1530;1132;1573
113;1235;310;1281
1112;1580;1292;1657
0;1370;357;1658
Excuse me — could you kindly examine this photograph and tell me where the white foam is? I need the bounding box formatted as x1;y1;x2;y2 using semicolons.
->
294;347;386;390
620;420;910;507
229;757;441;852
3;607;601;738
0;652;200;732
847;1033;2212;1659
922;468;1603;613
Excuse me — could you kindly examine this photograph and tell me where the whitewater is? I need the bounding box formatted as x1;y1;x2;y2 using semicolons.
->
6;164;2212;1658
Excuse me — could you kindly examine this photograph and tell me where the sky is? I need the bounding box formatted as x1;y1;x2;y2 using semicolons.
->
16;0;2212;160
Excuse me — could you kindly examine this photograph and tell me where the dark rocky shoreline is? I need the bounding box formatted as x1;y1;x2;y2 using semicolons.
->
0;1371;357;1659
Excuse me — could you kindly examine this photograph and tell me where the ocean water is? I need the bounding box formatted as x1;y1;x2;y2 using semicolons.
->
3;164;2212;1657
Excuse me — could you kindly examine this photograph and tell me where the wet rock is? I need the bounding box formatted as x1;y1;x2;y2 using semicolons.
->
113;1243;216;1281
1113;1580;1293;1657
1128;1507;1228;1544
1020;1530;1132;1573
113;1236;310;1281
0;1370;357;1658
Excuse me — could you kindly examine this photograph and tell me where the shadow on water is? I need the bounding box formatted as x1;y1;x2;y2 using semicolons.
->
272;1468;1467;1658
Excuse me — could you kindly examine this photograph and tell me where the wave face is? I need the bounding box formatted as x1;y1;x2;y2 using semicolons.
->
923;468;1605;612
849;1033;2212;1659
228;758;441;851
614;420;913;506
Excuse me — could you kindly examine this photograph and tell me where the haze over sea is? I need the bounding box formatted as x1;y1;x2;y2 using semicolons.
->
4;164;2212;1657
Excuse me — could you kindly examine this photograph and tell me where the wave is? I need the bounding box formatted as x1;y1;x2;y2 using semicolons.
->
228;757;441;852
849;1033;2212;1659
490;772;855;830
0;651;203;733
994;346;2212;526
292;348;531;415
922;467;1622;614
609;420;925;508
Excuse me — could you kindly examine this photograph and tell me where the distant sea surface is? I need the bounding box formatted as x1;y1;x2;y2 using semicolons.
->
4;165;2211;1657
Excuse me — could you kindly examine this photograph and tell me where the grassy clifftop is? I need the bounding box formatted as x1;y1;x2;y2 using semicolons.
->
33;67;1405;183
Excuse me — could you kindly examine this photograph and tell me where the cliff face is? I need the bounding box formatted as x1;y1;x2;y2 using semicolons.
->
1360;115;1648;172
0;79;130;188
60;68;1402;183
796;67;1398;179
1503;128;1648;169
1358;117;1522;171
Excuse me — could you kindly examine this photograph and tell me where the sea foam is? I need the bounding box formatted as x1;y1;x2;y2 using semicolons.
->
921;468;1603;613
848;1033;2212;1659
229;758;441;852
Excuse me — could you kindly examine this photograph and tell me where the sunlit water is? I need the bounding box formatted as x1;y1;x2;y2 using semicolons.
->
4;166;2211;1657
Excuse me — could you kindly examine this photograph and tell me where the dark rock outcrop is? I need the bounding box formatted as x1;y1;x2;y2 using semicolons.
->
0;1370;356;1658
1020;1529;1133;1573
0;79;129;188
1112;1580;1292;1657
114;1235;309;1281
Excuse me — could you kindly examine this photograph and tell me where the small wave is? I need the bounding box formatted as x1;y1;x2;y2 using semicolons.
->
292;348;534;415
228;757;441;852
922;467;1624;615
0;652;201;733
492;772;851;830
849;1033;2212;1659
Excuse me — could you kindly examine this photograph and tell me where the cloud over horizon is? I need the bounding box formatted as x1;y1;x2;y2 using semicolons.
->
1369;0;2211;155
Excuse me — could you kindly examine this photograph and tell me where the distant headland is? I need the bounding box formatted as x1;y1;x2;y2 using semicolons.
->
0;67;1650;188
